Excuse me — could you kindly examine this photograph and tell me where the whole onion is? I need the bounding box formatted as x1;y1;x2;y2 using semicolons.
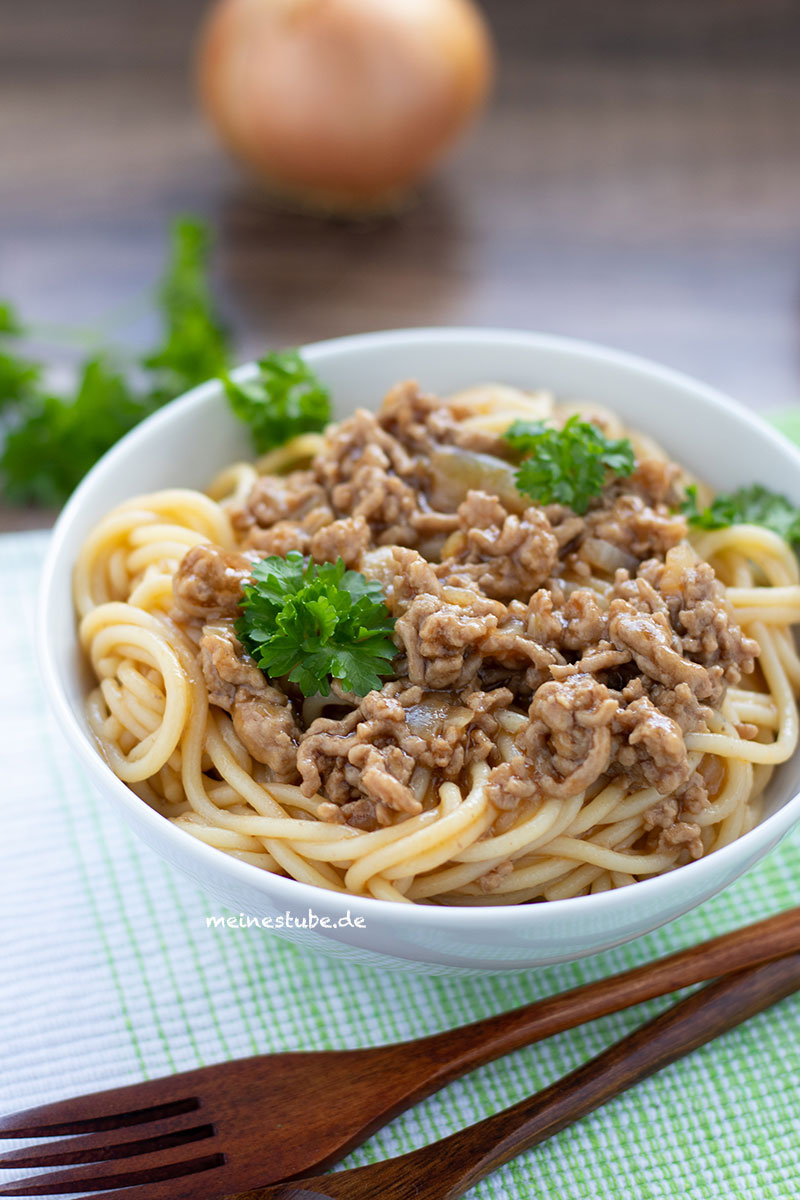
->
196;0;494;213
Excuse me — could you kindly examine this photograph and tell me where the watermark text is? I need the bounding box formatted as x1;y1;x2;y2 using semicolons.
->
207;908;366;931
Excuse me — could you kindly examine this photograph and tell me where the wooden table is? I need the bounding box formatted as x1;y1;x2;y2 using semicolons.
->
2;0;800;530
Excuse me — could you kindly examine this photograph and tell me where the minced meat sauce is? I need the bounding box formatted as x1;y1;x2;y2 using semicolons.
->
171;382;758;859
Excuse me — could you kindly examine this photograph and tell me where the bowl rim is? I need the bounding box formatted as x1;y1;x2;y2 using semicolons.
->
37;324;800;926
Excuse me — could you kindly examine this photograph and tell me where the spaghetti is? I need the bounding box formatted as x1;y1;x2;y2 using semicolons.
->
74;383;800;903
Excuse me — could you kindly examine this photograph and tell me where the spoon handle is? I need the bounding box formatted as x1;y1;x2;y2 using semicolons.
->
409;952;800;1200
405;905;800;1089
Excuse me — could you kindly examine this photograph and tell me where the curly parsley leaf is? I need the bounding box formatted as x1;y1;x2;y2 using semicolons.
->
503;415;636;514
237;551;396;697
682;483;800;547
143;217;230;403
222;350;331;453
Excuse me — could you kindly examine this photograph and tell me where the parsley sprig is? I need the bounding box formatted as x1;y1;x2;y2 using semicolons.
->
682;483;800;548
503;415;636;514
0;217;231;506
222;350;331;453
143;218;230;405
237;552;396;698
0;216;333;506
0;304;41;418
2;358;157;507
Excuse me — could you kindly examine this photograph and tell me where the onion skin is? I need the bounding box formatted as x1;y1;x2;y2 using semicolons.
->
197;0;494;213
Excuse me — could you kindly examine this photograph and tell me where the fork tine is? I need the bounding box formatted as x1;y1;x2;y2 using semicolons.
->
10;1168;240;1200
0;1150;225;1196
0;1085;201;1139
0;1119;214;1169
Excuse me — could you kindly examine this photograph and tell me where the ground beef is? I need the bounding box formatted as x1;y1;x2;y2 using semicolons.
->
542;504;586;550
647;809;704;860
376;379;516;462
319;407;418;486
611;693;692;795
641;548;759;683
199;622;266;707
523;586;614;657
479;539;759;846
524;586;571;646
395;593;492;689
554;459;687;578
442;490;559;600
607;545;759;698
585;493;687;561
313;408;425;548
375;380;447;455
298;683;509;829
178;383;764;863
232;470;327;534
309;403;465;551
522;674;618;798
393;582;560;693
199;623;301;781
172;544;260;620
489;669;696;809
607;596;721;701
246;522;312;556
627;459;683;507
634;678;711;735
560;590;609;650
309;515;371;568
360;544;441;608
361;548;562;693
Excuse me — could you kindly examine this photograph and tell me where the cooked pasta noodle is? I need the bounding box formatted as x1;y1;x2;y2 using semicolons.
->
75;382;800;903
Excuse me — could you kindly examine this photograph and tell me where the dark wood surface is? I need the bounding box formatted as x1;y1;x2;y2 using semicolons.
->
2;0;800;531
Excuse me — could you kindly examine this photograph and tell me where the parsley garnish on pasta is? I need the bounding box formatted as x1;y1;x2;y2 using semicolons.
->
503;415;636;514
682;483;800;548
236;552;396;698
222;350;331;453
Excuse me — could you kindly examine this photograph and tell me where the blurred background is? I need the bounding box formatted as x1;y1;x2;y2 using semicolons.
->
2;0;799;528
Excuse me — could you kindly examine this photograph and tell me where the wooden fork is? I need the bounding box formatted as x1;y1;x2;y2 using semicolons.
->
234;953;800;1200
0;906;798;1200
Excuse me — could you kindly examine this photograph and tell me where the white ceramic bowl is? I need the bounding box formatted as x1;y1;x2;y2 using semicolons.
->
38;329;800;974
